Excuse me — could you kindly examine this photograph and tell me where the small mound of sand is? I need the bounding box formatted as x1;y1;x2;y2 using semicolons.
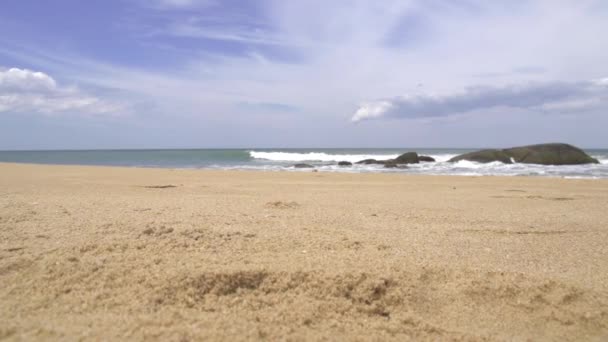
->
151;269;608;340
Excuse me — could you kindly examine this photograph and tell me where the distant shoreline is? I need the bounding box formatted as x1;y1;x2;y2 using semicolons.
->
1;162;607;181
1;147;607;178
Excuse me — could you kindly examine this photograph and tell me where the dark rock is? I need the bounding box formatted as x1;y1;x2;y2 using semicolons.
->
504;143;599;165
394;152;419;164
384;162;398;168
418;155;436;162
449;149;513;164
293;163;314;168
449;143;599;165
338;161;353;166
384;161;397;168
356;151;428;166
356;159;385;165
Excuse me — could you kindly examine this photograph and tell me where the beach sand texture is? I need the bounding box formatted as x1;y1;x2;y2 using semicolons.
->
1;163;607;341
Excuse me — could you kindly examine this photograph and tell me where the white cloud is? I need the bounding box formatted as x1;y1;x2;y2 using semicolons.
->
0;67;56;91
0;67;123;116
351;79;608;122
352;101;394;122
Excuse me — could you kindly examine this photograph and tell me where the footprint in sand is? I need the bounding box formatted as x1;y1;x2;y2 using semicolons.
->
457;228;586;235
526;195;575;201
265;201;300;209
491;194;574;201
140;185;177;189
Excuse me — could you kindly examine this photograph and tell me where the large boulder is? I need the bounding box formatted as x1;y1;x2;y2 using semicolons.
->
394;152;419;164
418;155;436;162
449;149;513;164
449;143;599;165
504;143;599;165
338;161;353;166
355;159;386;165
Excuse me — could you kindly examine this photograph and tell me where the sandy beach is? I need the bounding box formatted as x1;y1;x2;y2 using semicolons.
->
1;162;607;341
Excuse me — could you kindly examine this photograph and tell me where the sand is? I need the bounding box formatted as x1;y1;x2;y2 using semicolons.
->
1;162;607;341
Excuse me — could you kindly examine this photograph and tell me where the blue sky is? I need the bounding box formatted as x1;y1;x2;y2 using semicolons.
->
1;0;607;149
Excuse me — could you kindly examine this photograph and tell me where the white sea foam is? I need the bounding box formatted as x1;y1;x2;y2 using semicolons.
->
427;154;457;162
214;161;608;178
242;150;608;178
249;151;399;163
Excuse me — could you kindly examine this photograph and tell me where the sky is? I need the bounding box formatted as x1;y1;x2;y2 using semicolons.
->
1;0;607;149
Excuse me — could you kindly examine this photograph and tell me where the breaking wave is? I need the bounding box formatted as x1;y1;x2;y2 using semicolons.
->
249;151;401;163
245;151;608;178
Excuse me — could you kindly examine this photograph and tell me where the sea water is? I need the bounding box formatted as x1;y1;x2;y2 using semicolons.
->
0;148;607;178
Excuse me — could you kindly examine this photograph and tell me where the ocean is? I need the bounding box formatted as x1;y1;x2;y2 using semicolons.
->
1;148;607;178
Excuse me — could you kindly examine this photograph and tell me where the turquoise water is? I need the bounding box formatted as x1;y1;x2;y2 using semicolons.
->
0;149;253;168
0;148;467;168
0;148;607;178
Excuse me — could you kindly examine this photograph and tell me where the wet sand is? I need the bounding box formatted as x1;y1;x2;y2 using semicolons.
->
1;163;607;341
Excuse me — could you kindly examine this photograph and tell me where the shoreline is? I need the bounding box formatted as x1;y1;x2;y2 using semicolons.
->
1;161;607;180
1;162;607;340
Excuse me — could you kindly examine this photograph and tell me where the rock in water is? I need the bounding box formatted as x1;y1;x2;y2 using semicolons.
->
355;159;385;165
338;161;353;166
418;155;436;162
394;152;419;164
449;143;599;165
504;143;599;165
449;149;513;164
357;152;427;165
384;161;407;169
384;161;399;168
293;163;314;168
383;162;408;169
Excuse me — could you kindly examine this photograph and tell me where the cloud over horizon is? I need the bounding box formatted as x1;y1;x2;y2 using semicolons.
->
0;67;123;116
352;79;608;122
